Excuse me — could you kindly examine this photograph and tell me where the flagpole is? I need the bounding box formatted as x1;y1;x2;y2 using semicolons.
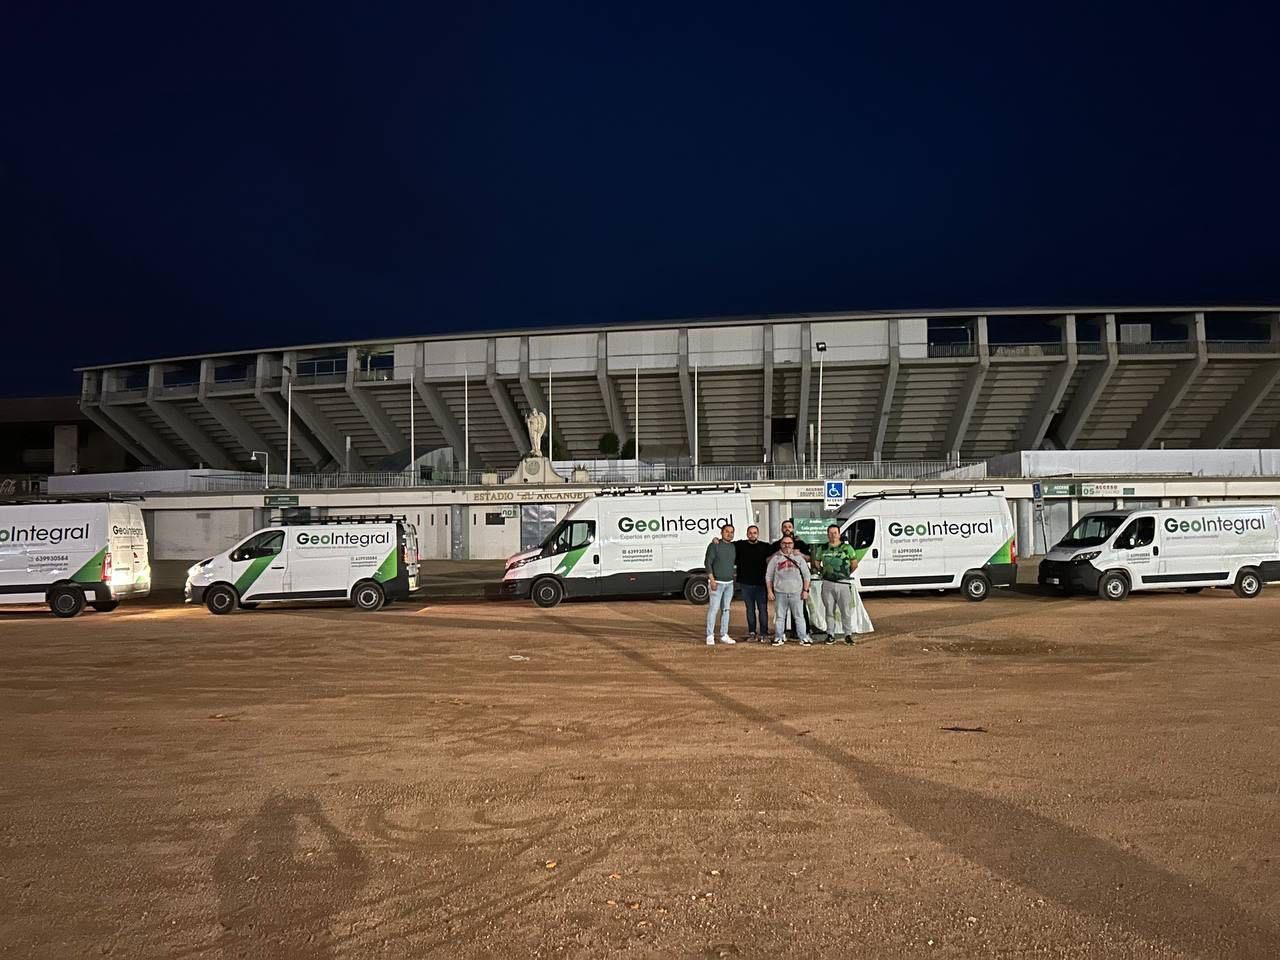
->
408;368;415;483
634;366;639;482
464;366;470;476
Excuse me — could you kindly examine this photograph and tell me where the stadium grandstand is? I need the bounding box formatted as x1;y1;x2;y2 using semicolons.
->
76;307;1280;481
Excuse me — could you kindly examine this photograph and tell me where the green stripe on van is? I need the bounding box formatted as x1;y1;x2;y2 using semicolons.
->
986;537;1013;566
554;545;589;577
71;548;107;583
372;550;397;583
234;556;274;596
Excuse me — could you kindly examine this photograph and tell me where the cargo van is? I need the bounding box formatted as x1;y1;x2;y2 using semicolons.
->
0;500;151;617
1038;504;1280;600
503;486;755;607
185;515;419;613
833;487;1016;601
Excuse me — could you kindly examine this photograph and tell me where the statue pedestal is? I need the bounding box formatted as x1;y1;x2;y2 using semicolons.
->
504;455;567;485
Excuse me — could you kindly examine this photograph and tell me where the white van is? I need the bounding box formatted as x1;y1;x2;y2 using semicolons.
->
185;515;419;613
0;500;151;617
503;486;755;607
1038;504;1280;600
833;487;1017;601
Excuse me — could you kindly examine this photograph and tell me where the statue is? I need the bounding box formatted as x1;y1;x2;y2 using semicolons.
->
525;409;547;457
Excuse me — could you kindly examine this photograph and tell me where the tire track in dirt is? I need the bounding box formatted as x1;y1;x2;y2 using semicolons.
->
544;604;1280;960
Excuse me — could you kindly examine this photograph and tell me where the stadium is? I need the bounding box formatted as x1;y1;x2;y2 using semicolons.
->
75;306;1280;480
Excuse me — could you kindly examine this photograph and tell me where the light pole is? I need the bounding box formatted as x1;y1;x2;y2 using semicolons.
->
408;366;415;483
547;363;553;461
693;362;699;481
464;365;470;476
282;364;293;488
815;341;827;479
250;450;269;489
634;366;640;483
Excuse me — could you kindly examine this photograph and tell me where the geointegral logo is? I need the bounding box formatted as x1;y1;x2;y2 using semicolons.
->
1164;515;1266;535
112;524;146;537
888;519;994;539
296;531;391;548
618;514;734;535
0;523;90;545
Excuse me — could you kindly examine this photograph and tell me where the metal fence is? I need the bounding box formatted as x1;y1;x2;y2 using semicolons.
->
192;459;987;492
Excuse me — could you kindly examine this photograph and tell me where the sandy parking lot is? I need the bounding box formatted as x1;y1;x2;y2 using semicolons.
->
1;586;1279;958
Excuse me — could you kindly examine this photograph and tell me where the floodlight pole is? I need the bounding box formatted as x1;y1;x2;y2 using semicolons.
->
283;364;293;488
251;451;269;489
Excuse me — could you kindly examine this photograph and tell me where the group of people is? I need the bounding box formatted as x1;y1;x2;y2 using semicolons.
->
702;519;863;647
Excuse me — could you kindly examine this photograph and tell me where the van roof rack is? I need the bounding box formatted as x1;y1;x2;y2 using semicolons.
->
848;485;1006;501
0;493;146;505
270;514;405;525
595;482;745;496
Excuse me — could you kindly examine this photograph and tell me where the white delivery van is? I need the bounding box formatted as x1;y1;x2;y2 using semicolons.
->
503;486;755;607
833;487;1017;601
185;514;420;613
0;500;151;617
1037;504;1280;600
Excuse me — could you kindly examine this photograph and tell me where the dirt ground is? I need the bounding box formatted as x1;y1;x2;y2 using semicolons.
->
2;584;1279;959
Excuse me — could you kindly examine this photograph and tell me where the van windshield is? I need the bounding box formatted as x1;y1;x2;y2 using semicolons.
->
1057;514;1126;548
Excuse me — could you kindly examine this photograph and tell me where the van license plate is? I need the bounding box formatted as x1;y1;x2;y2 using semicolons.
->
1045;577;1060;585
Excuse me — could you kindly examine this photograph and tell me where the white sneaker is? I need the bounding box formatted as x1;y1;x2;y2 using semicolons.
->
719;636;736;645
706;635;715;646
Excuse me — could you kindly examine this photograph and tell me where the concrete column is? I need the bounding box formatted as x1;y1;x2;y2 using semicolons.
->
677;329;696;456
281;351;369;471
518;337;549;414
870;319;901;461
795;323;813;466
80;372;154;466
53;424;79;474
101;370;186;468
762;325;774;463
147;364;236;469
486;339;529;456
1019;315;1078;451
943;316;990;460
345;347;406;455
199;360;283;466
255;354;329;469
1124;312;1208;448
1051;314;1118;449
595;334;630;446
1205;313;1280;448
415;343;466;462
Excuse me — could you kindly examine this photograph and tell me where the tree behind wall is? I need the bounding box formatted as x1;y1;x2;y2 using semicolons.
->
598;431;620;456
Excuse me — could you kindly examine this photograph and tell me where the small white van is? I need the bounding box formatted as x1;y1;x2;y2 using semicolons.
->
185;515;419;613
503;486;755;607
0;500;151;617
1038;504;1280;600
834;487;1017;601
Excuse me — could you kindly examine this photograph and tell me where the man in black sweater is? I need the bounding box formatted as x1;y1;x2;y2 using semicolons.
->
734;524;773;641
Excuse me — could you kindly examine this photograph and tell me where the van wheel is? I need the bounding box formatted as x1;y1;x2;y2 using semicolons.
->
205;584;238;615
684;576;710;605
353;581;385;611
1098;571;1129;601
1233;568;1263;599
532;577;563;608
49;586;85;618
90;601;120;613
961;572;991;602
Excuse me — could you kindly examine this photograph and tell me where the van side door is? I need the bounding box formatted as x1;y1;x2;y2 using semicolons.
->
1112;516;1156;586
228;529;288;600
546;519;599;597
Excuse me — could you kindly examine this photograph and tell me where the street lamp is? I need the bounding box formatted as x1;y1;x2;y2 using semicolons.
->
282;364;293;488
815;341;827;479
250;450;269;489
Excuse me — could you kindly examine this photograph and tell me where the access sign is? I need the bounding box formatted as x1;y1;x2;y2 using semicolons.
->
824;480;846;511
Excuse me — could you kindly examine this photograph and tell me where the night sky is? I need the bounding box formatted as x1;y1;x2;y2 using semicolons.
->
4;2;1279;397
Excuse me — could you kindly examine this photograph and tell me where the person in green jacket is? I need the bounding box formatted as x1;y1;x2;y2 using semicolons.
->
810;523;859;645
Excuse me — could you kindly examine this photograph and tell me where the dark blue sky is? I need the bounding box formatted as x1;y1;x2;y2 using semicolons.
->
4;2;1279;396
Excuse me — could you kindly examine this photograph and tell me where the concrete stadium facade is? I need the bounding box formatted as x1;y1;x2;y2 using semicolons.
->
77;307;1280;474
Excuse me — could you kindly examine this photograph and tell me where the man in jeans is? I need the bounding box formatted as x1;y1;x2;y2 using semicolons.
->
766;535;812;646
734;524;772;641
704;523;738;646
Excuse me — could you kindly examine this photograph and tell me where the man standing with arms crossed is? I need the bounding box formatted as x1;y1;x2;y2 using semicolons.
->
734;524;772;641
704;523;738;646
811;523;860;644
766;534;812;645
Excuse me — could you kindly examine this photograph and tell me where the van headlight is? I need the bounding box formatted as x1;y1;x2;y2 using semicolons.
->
507;555;539;570
1072;551;1101;563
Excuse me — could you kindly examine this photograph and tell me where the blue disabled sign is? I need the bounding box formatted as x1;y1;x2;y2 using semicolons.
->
824;480;845;511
